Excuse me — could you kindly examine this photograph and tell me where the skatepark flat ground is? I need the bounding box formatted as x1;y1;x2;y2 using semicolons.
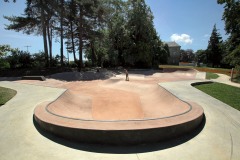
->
0;71;240;159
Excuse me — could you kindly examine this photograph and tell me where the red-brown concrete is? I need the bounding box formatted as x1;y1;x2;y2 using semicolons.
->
18;69;204;144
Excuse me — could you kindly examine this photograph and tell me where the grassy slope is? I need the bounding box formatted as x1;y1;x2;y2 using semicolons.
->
0;87;17;106
206;72;219;79
159;65;232;76
194;82;240;111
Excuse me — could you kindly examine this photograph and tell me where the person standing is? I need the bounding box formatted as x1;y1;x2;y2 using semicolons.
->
125;69;129;81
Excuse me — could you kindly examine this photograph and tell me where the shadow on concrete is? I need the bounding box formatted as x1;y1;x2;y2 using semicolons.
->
0;67;194;82
1;68;193;82
33;114;206;154
42;69;182;82
0;77;21;81
47;71;116;82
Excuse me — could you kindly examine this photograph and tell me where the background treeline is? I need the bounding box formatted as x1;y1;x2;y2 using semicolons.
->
0;45;67;69
194;0;240;69
1;0;170;70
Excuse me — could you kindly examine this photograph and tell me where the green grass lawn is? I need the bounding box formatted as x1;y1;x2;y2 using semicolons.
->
206;72;219;79
159;65;232;76
0;87;17;106
194;82;240;111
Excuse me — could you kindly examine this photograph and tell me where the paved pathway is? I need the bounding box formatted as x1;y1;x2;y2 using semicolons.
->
212;73;240;88
0;80;240;160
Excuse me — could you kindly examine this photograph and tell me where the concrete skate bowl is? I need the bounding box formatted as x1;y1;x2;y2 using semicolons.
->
34;78;204;145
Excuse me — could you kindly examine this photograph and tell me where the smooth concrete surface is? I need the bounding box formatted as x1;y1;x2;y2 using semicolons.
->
195;71;206;80
213;73;240;88
159;80;240;160
33;78;204;144
31;70;204;144
1;80;240;160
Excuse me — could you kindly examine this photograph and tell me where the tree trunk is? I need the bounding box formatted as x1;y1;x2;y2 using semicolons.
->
78;6;83;71
47;24;52;66
40;0;49;67
70;21;77;63
60;0;64;67
91;41;96;67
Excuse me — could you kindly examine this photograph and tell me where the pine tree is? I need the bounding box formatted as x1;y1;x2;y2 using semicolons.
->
206;24;223;67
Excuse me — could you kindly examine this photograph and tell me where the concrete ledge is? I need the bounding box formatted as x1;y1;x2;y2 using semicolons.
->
34;101;204;145
22;76;46;81
34;115;203;145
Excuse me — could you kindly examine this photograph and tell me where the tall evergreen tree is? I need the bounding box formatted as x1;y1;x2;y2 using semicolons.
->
206;24;223;67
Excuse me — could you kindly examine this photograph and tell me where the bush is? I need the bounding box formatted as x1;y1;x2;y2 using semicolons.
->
32;52;45;68
84;61;92;68
69;61;78;68
0;58;10;69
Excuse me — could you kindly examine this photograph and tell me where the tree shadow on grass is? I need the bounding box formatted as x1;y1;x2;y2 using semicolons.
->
33;115;206;154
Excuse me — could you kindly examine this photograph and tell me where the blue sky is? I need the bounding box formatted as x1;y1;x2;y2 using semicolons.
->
0;0;227;60
146;0;227;50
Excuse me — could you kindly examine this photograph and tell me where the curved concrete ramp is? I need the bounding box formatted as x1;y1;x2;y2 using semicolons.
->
34;79;204;145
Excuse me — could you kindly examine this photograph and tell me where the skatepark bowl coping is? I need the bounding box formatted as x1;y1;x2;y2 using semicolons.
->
32;69;204;145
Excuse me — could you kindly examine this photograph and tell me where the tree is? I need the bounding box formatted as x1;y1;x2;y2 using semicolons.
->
0;45;12;69
218;0;240;67
0;45;12;57
6;49;32;68
74;0;105;70
180;49;195;62
106;0;129;66
85;29;110;67
152;40;169;67
126;0;167;68
65;0;78;64
4;0;52;67
32;51;45;68
3;0;16;2
195;49;207;64
206;24;223;67
59;0;65;66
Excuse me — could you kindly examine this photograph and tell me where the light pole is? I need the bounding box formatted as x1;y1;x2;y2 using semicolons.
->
24;45;31;53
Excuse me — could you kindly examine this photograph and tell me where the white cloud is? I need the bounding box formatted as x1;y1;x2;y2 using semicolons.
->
170;34;193;44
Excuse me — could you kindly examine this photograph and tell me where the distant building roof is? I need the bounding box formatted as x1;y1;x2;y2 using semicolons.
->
165;41;181;47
